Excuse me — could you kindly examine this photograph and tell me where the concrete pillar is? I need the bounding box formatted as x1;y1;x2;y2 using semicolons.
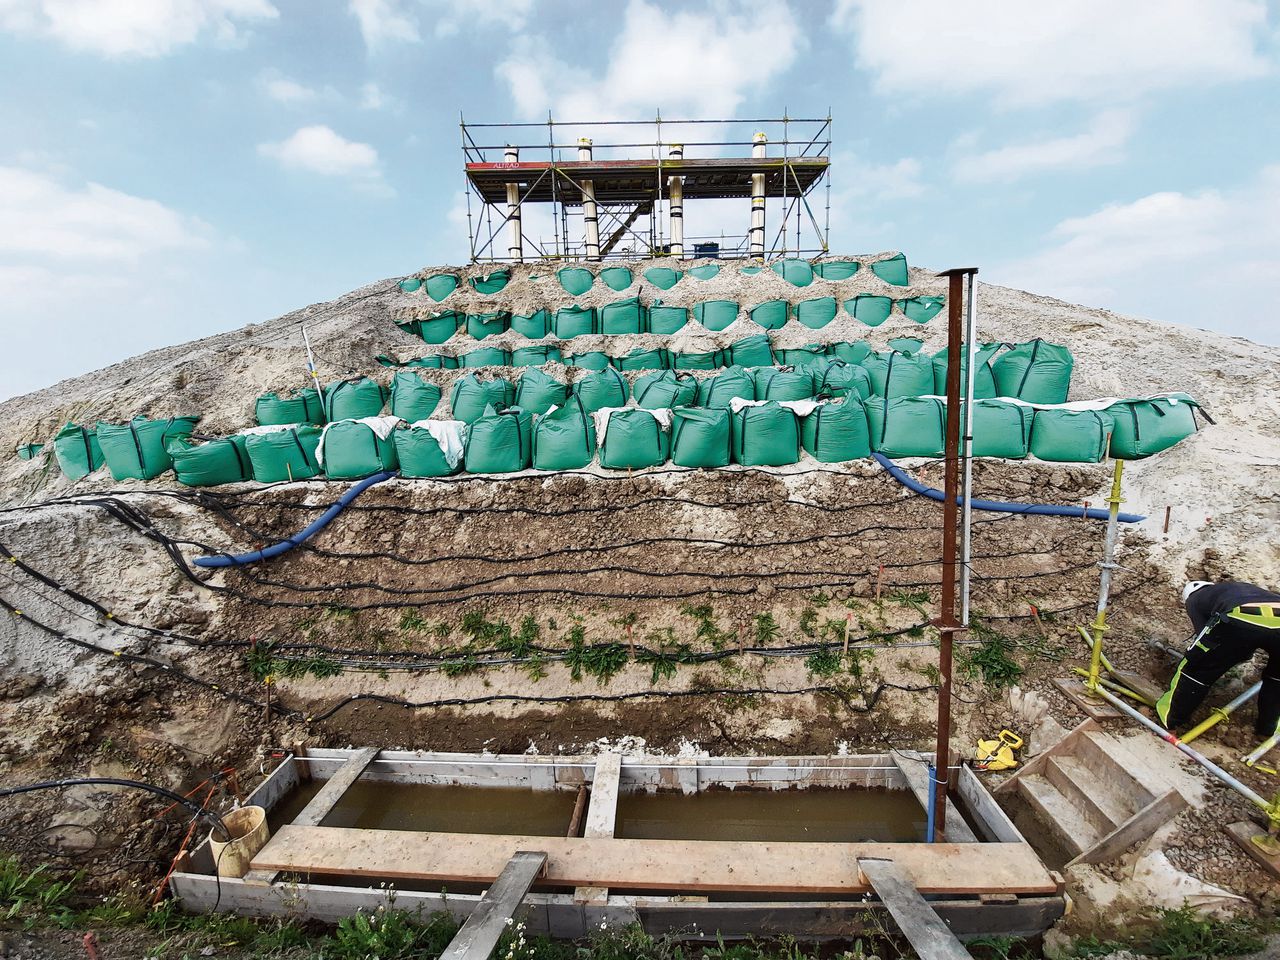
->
749;132;767;258
667;144;684;258
578;138;600;261
504;145;522;262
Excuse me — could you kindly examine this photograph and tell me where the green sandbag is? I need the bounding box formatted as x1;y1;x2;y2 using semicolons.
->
889;337;925;355
424;274;459;301
377;354;446;369
532;398;596;470
469;269;511;294
899;296;944;324
754;367;815;401
244;425;322;482
320;420;399;479
741;266;762;276
802;400;871;462
814;360;872;400
515;368;568;415
793;296;837;329
52;423;103;480
861;351;934;399
599;409;669;469
695;366;754;408
814;261;859;281
970;399;1032;459
393;423;463;477
844;295;894;327
599;266;633;292
732;403;800;466
865;396;945;458
634;370;697;409
16;443;43;461
510;308;551;339
256;388;324;426
826;342;873;364
771;259;814;287
672;349;721;370
398;277;421;293
464;407;533;473
466;311;509;340
647;303;688;334
613;347;667;371
557;267;594;296
870;253;908;286
774;344;827;369
1030;409;1113;463
460;346;510;368
1106;394;1202;460
389;372;442;422
693;300;739;332
511;345;562;367
324;378;387;420
396;311;461;344
993;340;1074;404
97;416;200;481
565;351;611;371
749;300;788;330
728;334;774;367
572;367;629;413
644;266;682;290
689;264;720;281
600;297;645;335
671;406;732;467
553;305;597;338
931;344;1001;398
450;374;515;423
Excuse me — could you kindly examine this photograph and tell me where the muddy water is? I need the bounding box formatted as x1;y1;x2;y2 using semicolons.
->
319;781;579;836
616;787;926;842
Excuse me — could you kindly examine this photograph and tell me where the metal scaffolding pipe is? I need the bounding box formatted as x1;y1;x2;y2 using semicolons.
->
668;144;684;257
578;138;600;261
748;133;766;257
503;146;522;262
1181;681;1262;744
960;273;978;626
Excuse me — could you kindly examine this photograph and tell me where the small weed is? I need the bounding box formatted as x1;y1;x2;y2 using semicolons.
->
804;648;843;677
808;592;831;608
521;648;549;682
958;622;1024;690
330;907;457;960
323;604;357;621
274;653;342;680
889;589;930;618
637;632;696;684
0;855;77;929
680;603;733;649
564;629;628;686
398;608;428;632
753;612;780;646
797;606;818;639
1069;904;1269;959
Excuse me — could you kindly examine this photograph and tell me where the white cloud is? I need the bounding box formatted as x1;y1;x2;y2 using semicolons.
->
953;110;1134;182
831;0;1271;106
426;0;533;38
257;69;315;104
360;81;387;110
257;125;392;196
838;154;925;202
0;0;278;57
348;0;419;49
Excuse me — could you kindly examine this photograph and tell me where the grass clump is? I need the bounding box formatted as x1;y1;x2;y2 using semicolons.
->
957;622;1023;690
1070;904;1270;959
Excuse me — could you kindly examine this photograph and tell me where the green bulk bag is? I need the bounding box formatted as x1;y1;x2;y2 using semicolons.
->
515;368;569;416
393;422;464;477
52;423;104;480
398;277;421;293
889;337;925;355
671;406;732;467
695;365;755;409
814;360;872;400
845;295;894;327
647;303;688;335
464;407;532;473
167;434;251;486
1030;409;1113;463
572;367;629;413
532;398;596;470
900;296;945;324
993;340;1074;404
749;300;788;330
970;399;1033;459
613;347;667;371
793;296;838;329
466;311;509;340
377;354;445;369
255;388;324;426
826;342;873;365
600;296;645;335
510;308;551;339
802;400;871;462
320;419;399;479
424;274;459;301
870;253;909;286
693;300;739;332
324;378;387;420
599;409;669;469
931;344;1001;398
774;344;828;369
741;266;762;276
634;370;697;409
565;351;611;371
450;374;515;423
689;264;720;280
728;334;774;367
732;403;800;466
599;266;633;292
1106;394;1203;460
644;266;682;290
553;305;597;339
672;349;722;371
97;416;199;481
389;372;442;422
16;443;43;460
244;425;322;482
754;366;815;402
861;351;935;399
771;259;814;287
460;346;511;368
865;397;946;458
557;267;594;296
469;269;511;294
396;311;462;344
511;344;563;367
814;261;859;281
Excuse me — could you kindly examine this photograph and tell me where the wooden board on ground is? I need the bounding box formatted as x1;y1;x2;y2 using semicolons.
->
858;858;972;960
1052;678;1122;721
440;851;547;960
1225;821;1280;883
251;826;1060;896
293;748;379;828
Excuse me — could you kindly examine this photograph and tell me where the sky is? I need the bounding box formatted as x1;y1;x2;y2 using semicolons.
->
1;0;1278;400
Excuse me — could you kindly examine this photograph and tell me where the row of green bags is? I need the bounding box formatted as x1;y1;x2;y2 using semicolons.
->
51;417;200;481
398;269;512;300
255;375;442;427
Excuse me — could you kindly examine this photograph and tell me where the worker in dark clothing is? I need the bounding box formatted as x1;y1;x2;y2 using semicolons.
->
1157;581;1280;735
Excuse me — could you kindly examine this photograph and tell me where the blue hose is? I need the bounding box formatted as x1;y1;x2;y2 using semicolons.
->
925;764;937;843
194;471;397;568
873;454;1145;523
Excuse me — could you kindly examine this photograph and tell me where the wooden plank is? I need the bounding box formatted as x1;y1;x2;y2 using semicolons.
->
576;753;621;904
891;752;978;843
858;858;972;960
1052;678;1121;721
1073;789;1187;866
1225;821;1280;883
293;747;378;828
440;851;547;960
956;766;1023;844
250;826;1059;895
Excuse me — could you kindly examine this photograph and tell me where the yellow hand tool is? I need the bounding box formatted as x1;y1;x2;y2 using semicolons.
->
976;730;1023;771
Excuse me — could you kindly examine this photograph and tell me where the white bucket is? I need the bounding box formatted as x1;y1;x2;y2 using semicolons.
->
208;805;269;878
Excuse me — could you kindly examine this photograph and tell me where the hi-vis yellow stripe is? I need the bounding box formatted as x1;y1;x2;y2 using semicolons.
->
1228;604;1280;629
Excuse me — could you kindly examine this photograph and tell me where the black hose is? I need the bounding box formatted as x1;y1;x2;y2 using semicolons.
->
0;778;230;841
